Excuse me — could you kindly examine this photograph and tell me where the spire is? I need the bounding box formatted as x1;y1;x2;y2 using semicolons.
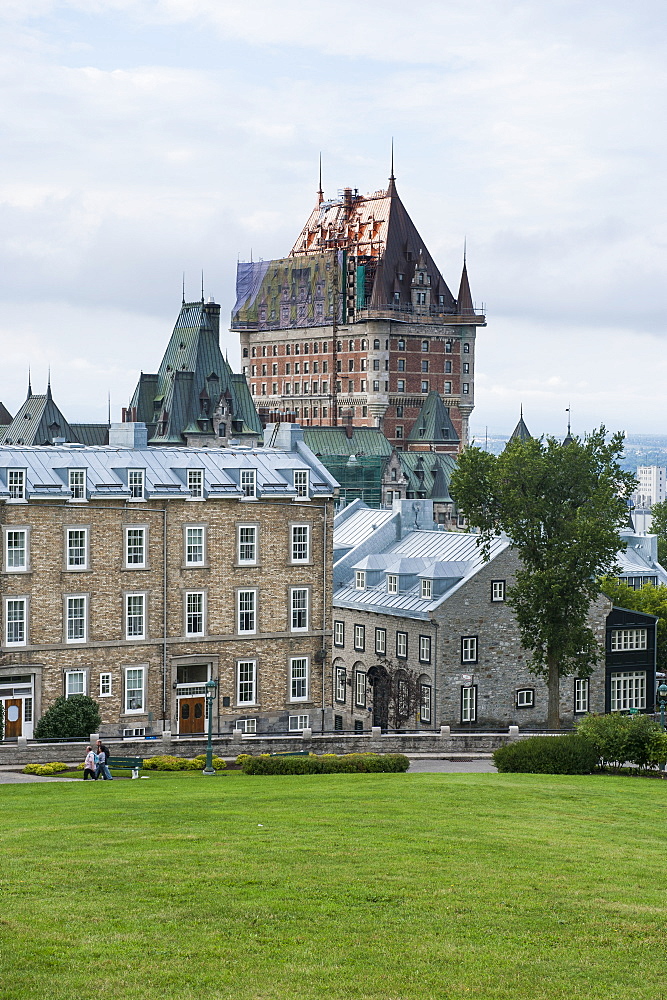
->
107;392;111;427
201;270;205;303
509;407;531;444
27;368;32;399
388;138;396;195
182;272;186;305
46;368;52;401
457;248;474;316
317;153;323;205
563;406;574;446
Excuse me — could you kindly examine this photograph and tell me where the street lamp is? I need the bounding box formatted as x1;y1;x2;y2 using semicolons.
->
203;678;218;775
657;683;667;732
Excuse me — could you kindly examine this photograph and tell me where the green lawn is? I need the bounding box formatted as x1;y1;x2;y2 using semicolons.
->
2;770;667;1000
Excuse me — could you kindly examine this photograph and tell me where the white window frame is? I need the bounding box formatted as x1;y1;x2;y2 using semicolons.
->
419;635;431;663
125;592;146;641
65;669;86;698
355;570;366;590
68;469;86;500
237;659;257;705
184;525;206;566
5;596;27;646
187;469;204;498
240;469;256;498
125;525;147;569
387;574;398;595
421;579;432;600
396;631;407;658
574;678;589;714
355;670;366;708
294;470;309;498
66;526;89;571
461;685;477;723
8;470;26;500
610;671;646;712
375;628;386;655
236;717;257;734
128;469;144;499
462;636;478;663
420;684;432;723
238;589;257;634
333;620;344;647
185;591;205;637
491;580;506;602
99;672;112;697
610;628;647;651
335;666;346;703
290;657;309;702
4;527;28;572
290;523;310;563
290;587;309;632
354;624;365;652
237;523;258;565
516;688;534;708
289;714;309;731
124;666;145;713
66;595;87;643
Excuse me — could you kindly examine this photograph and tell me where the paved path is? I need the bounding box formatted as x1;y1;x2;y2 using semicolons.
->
0;771;78;784
408;757;497;773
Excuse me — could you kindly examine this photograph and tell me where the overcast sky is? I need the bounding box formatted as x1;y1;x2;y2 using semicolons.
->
1;0;665;438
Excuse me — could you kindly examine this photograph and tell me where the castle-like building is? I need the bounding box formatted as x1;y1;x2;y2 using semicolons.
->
232;171;486;451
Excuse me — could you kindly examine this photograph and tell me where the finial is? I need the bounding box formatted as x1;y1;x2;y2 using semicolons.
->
318;153;323;205
388;138;396;194
46;367;52;401
463;238;467;266
107;392;111;427
182;272;185;305
201;270;204;303
520;403;523;419
27;368;32;399
566;405;571;436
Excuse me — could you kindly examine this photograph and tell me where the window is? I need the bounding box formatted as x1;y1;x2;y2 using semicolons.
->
236;717;257;734
5;597;26;644
66;595;87;642
375;628;386;655
444;381;452;394
461;685;477;723
5;529;27;571
289;714;309;731
291;524;310;562
610;628;647;651
574;678;589;714
445;360;452;373
463;362;470;374
396;405;404;417
355;670;367;707
294;470;309;497
126;593;145;640
238;524;257;564
100;673;112;697
128;470;144;499
463;383;469;394
335;667;346;703
355;570;366;590
125;526;146;568
237;660;257;704
396;631;407;658
125;667;145;712
445;340;452;353
516;688;534;708
420;684;431;723
240;469;256;498
185;526;205;565
421;579;432;600
290;588;308;631
238;590;257;634
397;380;405;393
463;342;470;353
185;591;205;636
354;624;365;651
610;671;646;711
187;469;203;498
290;657;308;701
334;620;345;647
8;470;25;500
421;381;429;393
68;469;86;500
373;380;380;391
491;581;505;602
462;636;478;663
419;636;431;663
66;670;86;697
421;360;429;373
397;358;405;371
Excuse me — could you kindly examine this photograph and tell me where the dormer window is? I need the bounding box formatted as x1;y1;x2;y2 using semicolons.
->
387;574;398;594
421;340;429;352
421;579;432;600
294;470;309;498
68;469;86;500
418;272;424;285
241;469;256;498
355;570;366;590
129;470;144;499
187;469;203;498
8;470;25;500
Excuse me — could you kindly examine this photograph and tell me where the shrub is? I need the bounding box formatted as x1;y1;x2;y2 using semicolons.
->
493;735;598;775
23;762;69;776
576;713;664;769
34;695;101;741
142;754;226;771
240;753;410;775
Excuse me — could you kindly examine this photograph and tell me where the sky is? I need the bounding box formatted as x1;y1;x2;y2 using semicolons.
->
0;0;665;438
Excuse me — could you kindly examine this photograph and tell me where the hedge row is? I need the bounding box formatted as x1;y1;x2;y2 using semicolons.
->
142;754;227;771
493;735;599;774
238;752;410;775
575;713;667;769
23;762;70;776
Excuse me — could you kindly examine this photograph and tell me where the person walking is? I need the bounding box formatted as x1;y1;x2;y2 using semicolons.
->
95;739;113;780
83;745;97;780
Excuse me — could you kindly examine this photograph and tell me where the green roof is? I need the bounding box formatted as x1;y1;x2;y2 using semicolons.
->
303;427;393;458
399;452;456;502
406;391;459;445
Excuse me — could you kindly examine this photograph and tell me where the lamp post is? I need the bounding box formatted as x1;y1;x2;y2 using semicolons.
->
657;683;667;732
203;678;218;775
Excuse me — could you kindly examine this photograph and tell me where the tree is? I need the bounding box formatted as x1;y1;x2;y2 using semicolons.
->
648;500;667;566
599;576;667;673
33;695;101;741
450;427;636;728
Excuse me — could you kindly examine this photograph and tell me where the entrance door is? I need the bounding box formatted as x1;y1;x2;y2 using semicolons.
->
368;667;390;731
179;697;205;735
5;699;22;738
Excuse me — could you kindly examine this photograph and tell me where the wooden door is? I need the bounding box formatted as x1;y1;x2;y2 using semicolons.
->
5;699;22;738
179;697;205;735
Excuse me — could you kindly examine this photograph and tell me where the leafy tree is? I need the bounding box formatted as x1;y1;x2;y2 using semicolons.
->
34;695;101;741
600;576;667;673
450;427;636;728
648;499;667;566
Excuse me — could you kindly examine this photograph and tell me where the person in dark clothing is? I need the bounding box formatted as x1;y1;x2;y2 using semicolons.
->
95;739;113;780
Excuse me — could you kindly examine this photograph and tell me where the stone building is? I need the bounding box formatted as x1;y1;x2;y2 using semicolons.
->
0;427;337;739
232;172;485;449
329;500;657;731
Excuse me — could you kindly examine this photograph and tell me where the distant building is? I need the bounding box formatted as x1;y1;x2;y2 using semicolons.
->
2;378;108;447
616;529;667;589
232;172;485;449
633;466;666;509
0;403;11;427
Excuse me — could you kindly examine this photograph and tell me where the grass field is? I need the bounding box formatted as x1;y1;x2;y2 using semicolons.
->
2;770;667;1000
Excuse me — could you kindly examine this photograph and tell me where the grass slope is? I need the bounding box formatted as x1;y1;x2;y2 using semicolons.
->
1;771;666;1000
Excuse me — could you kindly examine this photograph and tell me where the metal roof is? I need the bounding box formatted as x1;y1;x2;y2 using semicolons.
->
332;506;396;551
303;427;393;458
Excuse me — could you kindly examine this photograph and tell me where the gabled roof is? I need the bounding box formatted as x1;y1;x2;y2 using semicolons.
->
509;409;532;443
304;426;393;458
398;452;456;502
0;402;12;426
2;386;75;446
407;391;459;446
